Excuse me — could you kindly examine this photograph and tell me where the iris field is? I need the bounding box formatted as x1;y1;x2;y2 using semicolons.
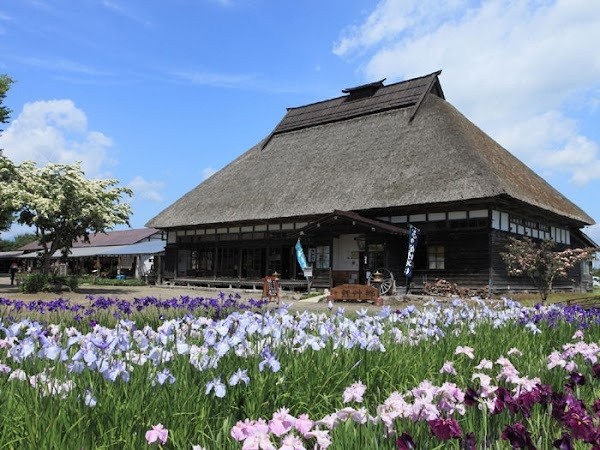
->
0;293;599;449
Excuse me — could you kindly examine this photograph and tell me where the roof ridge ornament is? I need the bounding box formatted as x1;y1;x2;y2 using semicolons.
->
341;79;386;94
342;79;386;101
408;70;443;123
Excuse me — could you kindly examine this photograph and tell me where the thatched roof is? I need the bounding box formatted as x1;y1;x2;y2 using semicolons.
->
147;73;593;229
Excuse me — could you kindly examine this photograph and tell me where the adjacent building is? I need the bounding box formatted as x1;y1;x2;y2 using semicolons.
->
17;228;165;279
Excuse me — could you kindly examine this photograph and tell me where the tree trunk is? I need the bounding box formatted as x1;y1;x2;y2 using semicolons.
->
41;247;51;276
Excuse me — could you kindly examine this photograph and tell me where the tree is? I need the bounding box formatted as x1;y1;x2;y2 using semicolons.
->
0;74;13;134
501;236;595;303
0;233;38;251
0;156;17;232
8;160;132;275
0;75;15;231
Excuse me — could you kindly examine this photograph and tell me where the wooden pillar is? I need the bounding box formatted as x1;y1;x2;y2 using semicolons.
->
213;246;218;279
157;255;163;284
135;255;141;279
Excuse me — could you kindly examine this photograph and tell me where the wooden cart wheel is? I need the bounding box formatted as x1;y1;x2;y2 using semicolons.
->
367;268;395;295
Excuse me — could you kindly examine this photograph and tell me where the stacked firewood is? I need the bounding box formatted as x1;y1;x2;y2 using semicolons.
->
423;279;489;298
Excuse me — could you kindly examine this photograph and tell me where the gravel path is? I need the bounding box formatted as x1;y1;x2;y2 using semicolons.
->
0;275;428;313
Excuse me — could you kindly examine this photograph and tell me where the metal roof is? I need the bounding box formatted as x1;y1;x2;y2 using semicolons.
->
18;228;161;252
96;240;166;256
17;241;165;259
0;251;24;259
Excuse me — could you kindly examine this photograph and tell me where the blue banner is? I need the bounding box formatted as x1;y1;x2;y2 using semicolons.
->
404;224;420;278
295;239;308;271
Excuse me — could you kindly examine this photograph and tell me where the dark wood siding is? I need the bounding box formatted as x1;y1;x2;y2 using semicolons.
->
386;227;490;289
163;245;178;279
490;230;583;292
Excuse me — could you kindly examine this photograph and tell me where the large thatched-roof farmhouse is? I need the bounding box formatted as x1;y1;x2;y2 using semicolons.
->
147;71;595;293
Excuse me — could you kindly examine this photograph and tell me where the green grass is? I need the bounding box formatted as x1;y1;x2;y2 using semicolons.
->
508;287;600;306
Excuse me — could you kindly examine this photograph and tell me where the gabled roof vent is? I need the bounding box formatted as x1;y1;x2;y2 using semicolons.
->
342;79;386;101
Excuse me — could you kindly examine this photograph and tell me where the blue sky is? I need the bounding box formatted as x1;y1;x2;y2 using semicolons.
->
1;0;599;244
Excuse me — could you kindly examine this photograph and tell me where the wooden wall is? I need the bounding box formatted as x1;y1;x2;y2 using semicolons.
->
490;230;583;292
385;228;490;290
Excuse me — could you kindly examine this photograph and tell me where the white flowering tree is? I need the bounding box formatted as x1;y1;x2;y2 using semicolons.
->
0;156;17;232
8;160;132;275
501;236;594;303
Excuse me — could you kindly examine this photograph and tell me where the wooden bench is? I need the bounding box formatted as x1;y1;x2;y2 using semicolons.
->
565;296;600;309
167;277;309;292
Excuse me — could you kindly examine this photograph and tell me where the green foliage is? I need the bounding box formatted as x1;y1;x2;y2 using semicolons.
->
0;315;597;448
0;75;15;232
0;233;37;251
88;277;146;287
19;273;48;293
10;233;37;250
6;160;132;275
501;236;595;303
19;273;79;293
0;73;13;131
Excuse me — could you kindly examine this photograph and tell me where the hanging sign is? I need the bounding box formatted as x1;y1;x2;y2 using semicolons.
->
295;239;308;270
263;275;280;302
403;224;420;278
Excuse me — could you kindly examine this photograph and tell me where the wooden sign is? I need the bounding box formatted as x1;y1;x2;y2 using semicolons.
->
263;276;280;302
328;284;378;303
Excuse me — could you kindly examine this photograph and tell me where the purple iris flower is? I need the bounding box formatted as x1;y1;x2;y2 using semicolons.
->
205;377;226;398
396;432;416;450
154;368;176;386
501;422;536;449
428;418;462;441
228;369;250;386
552;433;574;450
461;432;476;450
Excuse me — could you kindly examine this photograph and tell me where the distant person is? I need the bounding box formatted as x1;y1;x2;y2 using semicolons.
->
9;261;18;286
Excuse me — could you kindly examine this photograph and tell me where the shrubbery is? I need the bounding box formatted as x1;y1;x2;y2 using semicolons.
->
19;273;79;293
90;277;146;287
19;273;47;293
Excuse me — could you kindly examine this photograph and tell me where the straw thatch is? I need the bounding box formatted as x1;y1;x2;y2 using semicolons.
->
146;73;593;229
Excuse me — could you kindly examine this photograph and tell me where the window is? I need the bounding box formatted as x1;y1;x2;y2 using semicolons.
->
428;245;445;270
583;260;591;276
191;249;214;276
315;246;330;269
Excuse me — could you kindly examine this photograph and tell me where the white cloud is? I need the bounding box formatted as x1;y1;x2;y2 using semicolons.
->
0;99;114;176
333;0;600;185
334;0;470;57
201;166;217;180
17;56;104;76
171;70;255;89
212;0;234;7
127;176;164;202
101;1;152;26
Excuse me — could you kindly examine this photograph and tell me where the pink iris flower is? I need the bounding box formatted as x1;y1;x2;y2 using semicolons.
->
342;381;367;403
145;423;168;445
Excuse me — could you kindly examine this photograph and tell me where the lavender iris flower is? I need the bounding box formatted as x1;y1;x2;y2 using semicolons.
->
205;377;226;398
228;368;250;386
258;346;280;373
